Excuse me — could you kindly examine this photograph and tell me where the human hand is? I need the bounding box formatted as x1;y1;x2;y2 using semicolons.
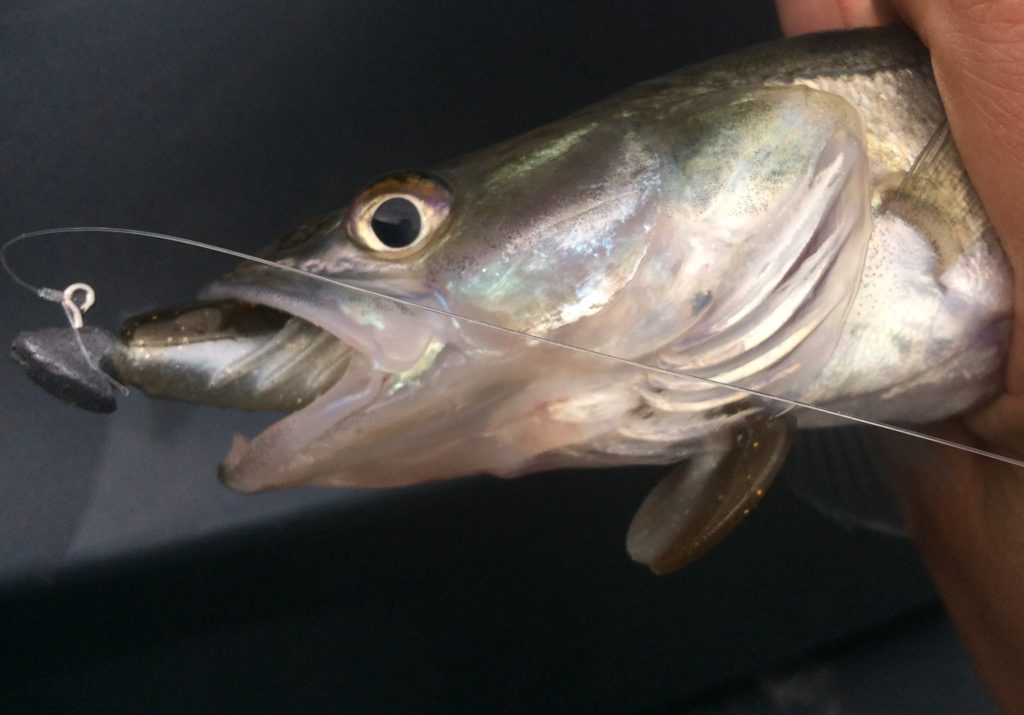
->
775;1;1024;709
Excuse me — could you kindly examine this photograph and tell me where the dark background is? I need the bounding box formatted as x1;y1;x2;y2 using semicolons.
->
0;1;995;711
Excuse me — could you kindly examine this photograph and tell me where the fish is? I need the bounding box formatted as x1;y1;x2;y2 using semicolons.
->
13;26;1013;573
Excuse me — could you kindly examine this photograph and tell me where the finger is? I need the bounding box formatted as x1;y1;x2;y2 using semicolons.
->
895;439;1024;712
966;394;1024;462
775;0;897;36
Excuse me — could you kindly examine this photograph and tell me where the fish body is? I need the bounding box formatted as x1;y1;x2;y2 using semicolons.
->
92;27;1012;569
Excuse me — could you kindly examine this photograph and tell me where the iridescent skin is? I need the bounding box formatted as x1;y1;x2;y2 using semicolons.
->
110;27;1011;500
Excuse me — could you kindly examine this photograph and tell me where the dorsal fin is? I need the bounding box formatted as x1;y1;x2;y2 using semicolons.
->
626;412;796;573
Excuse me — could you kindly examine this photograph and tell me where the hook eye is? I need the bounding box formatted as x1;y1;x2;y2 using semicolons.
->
61;282;96;329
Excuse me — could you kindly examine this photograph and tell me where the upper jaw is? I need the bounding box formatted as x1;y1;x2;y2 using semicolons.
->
199;266;440;374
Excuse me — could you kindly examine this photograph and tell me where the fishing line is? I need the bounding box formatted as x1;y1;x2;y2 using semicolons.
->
3;226;1023;469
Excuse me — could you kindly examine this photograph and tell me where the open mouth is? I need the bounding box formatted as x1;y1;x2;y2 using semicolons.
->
107;285;400;491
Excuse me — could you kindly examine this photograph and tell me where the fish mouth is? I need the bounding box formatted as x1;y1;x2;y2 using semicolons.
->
111;271;441;492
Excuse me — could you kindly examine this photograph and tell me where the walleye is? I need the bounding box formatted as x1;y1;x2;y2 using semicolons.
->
13;27;1013;572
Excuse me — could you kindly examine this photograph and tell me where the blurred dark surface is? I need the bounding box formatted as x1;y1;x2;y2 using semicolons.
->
0;1;995;711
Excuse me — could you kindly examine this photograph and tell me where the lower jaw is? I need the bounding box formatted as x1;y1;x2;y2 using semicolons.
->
219;352;387;492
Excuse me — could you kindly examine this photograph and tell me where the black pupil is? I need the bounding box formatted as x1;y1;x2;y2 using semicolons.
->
370;198;421;248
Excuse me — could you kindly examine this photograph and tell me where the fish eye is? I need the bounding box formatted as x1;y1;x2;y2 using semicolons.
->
370;197;421;248
347;172;452;257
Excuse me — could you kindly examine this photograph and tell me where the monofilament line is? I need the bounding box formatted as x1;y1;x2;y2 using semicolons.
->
3;226;1022;469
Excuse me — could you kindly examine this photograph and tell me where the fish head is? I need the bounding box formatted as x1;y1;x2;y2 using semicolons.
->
109;85;873;493
110;114;675;492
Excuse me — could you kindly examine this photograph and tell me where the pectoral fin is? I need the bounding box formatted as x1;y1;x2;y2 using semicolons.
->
626;413;796;574
885;121;990;271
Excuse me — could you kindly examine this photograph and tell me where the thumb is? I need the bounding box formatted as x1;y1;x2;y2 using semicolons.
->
774;0;896;36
